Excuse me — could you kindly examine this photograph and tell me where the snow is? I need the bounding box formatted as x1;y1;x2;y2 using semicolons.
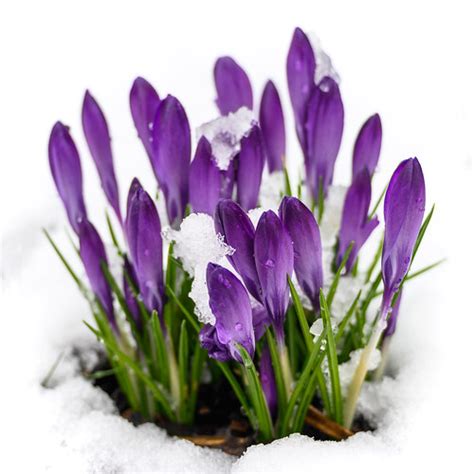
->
308;33;341;85
196;107;256;170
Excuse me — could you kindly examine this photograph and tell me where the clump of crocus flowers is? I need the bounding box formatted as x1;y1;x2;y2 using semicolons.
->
46;26;438;442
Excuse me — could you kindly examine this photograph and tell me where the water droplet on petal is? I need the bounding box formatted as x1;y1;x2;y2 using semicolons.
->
264;258;275;268
235;322;243;331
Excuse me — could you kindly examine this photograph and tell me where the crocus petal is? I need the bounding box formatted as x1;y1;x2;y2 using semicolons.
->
337;169;379;271
189;136;221;215
383;289;402;339
79;220;115;327
199;324;230;362
130;76;161;158
201;263;255;362
252;305;271;341
152;95;191;227
214;199;261;301
82;91;121;222
352;113;382;178
254;211;294;342
125;181;164;316
381;158;425;312
219;164;236;200
259;346;277;416
259;80;285;172
304;77;344;200
214;56;253;115
237;125;265;211
123;256;140;327
48;122;87;233
279;196;323;310
286;27;316;148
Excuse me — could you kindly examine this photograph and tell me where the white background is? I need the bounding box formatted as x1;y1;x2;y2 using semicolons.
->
1;0;473;471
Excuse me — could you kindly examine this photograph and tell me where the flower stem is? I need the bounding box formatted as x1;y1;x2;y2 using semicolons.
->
278;344;293;399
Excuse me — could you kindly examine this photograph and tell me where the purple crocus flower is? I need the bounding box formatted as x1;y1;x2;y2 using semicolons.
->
199;263;255;362
383;289;402;339
189;136;221;215
252;305;272;341
130;76;161;159
125;180;165;316
79;219;115;327
214;199;261;302
219;163;236;200
279;196;323;310
82;91;122;223
259;346;277;416
123;256;140;326
286;27;316;149
337;169;379;272
304;76;344;200
237;125;265;211
48;122;87;234
214;56;253;115
259;80;285;172
381;158;425;316
352;114;382;179
152;95;191;227
254;211;294;343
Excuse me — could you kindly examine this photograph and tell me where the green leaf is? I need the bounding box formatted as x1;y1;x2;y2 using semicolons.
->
283;167;292;196
165;284;200;333
368;183;387;220
266;331;287;421
327;242;354;309
105;211;123;256
288;276;312;351
178;320;189;422
317;176;325;223
365;236;383;283
319;290;343;424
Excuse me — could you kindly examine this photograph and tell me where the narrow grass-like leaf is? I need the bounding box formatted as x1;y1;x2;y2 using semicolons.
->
178;320;189;422
319;290;343;424
266;330;287;420
368;183;387;220
237;345;274;441
165;284;200;333
327;242;354;309
317;177;324;223
288;276;312;351
105;210;123;256
283;167;292;196
150;310;170;389
365;236;383;283
188;343;206;423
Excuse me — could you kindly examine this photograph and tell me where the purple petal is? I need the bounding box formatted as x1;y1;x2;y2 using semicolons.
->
152;95;191;227
79;220;115;327
82;91;121;222
279;196;323;310
252;305;271;341
189;136;221;215
214;200;261;302
337;169;379;271
237;125;265;211
125;181;164;316
199;324;230;362
123;256;141;327
286;27;316;148
214;56;253;115
304;77;344;200
254;211;294;342
259;346;277;416
201;263;255;362
219;164;236;200
383;288;402;339
130;77;161;158
382;158;425;311
259;80;285;172
352;114;382;178
48;122;87;234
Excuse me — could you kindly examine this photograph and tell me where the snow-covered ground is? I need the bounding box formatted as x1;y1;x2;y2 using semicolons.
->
1;1;473;472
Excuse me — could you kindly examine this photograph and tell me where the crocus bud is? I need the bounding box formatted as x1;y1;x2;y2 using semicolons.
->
48;122;87;233
125;180;165;316
123;256;140;326
130;76;161;158
82;91;122;222
259;346;277;416
152;95;191;227
286;27;316;148
279;196;323;310
383;289;402;339
304;77;344;200
259;80;285;172
352;114;382;179
189;136;221;215
214;56;253;115
381;158;425;315
337;169;379;272
214;199;261;302
254;211;294;343
252;305;271;341
199;263;255;362
237;125;265;211
79;220;115;327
